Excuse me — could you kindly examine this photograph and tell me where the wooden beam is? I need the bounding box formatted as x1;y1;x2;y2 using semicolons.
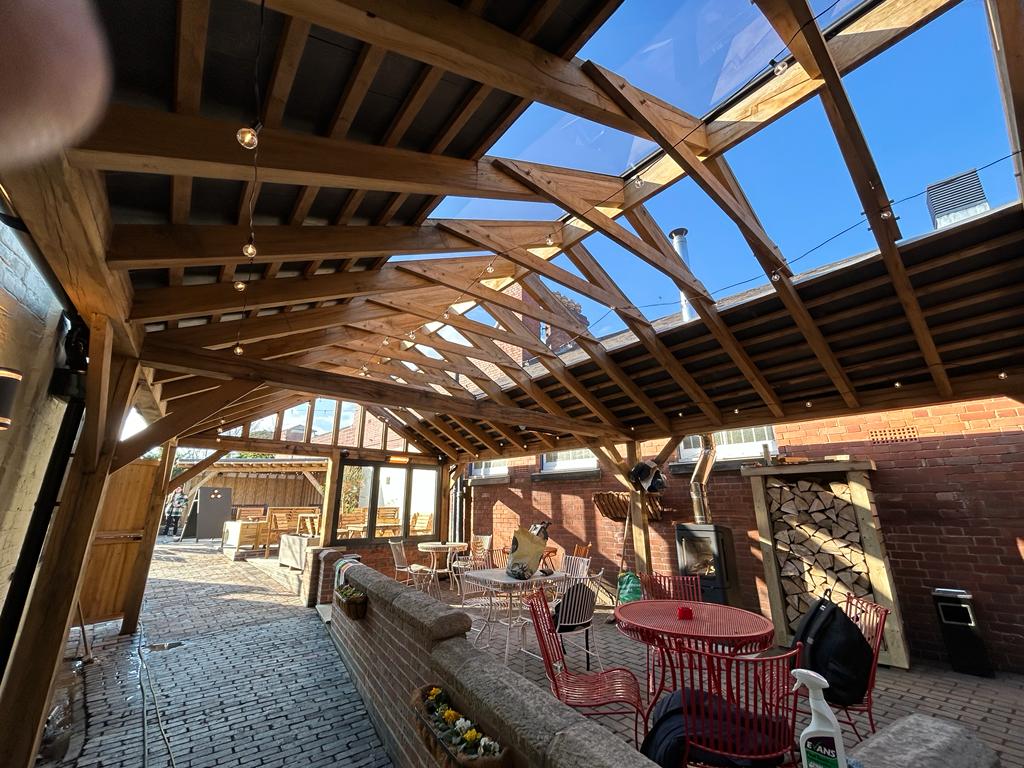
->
107;221;554;270
450;417;504;456
0;353;139;768
120;440;177;635
420;413;478;456
170;0;210;226
754;0;953;399
368;406;450;459
435;220;633;315
702;155;861;409
653;437;684;468
82;314;113;467
140;339;626;438
71;105;627;205
319;451;343;544
626;441;651;575
563;243;724;425
986;0;1024;199
167;450;229;494
258;0;707;148
494;158;712;301
585;61;790;278
302;470;325;496
112;380;261;472
625;206;786;418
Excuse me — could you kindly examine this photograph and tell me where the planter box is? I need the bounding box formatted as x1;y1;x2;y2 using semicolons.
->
336;590;368;620
411;686;508;767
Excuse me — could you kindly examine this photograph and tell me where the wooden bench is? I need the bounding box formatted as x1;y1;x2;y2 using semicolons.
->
234;506;266;522
338;507;369;539
258;507;319;555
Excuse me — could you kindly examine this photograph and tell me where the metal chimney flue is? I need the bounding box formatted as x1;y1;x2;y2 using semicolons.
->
690;432;716;524
669;228;696;323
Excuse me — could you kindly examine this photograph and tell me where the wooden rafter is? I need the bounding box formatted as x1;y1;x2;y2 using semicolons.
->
167;450;228;494
372;406;458;461
258;0;707;148
754;0;953;398
986;0;1024;199
71;105;627;205
170;0;210;229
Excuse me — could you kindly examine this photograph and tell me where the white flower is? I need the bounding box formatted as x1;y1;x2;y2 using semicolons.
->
455;718;472;734
480;737;499;754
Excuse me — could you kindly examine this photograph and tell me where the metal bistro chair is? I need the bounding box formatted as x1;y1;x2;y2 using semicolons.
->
571;542;592;558
837;593;890;740
638;572;702;696
672;643;803;767
451;534;492;601
560;554;591;579
524;589;647;747
550;571;605;671
388;539;430;589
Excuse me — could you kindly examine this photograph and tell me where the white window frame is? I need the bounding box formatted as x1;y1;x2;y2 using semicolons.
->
540;448;598;473
469;459;508;478
678;425;777;462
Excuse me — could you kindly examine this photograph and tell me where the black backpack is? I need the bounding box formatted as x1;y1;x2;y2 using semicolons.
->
790;590;873;706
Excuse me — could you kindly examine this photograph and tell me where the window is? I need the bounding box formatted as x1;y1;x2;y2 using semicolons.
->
310;398;336;444
678;426;777;461
470;459;508;478
249;413;277;439
281;403;310;442
337;402;360;446
540;449;597;473
334;462;440;542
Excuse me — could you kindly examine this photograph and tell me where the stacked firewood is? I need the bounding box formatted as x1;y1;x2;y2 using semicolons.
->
765;476;874;628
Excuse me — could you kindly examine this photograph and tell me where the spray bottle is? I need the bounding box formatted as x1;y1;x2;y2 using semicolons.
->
792;669;847;768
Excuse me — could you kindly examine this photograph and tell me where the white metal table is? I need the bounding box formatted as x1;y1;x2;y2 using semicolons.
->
462;568;565;665
417;541;468;594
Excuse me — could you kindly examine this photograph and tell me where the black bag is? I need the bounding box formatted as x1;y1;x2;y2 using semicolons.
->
790;590;873;706
640;689;786;767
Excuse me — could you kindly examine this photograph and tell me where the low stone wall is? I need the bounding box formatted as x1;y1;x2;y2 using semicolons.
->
329;564;655;768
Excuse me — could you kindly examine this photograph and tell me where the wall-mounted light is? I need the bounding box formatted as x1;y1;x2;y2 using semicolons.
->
0;368;23;430
388;455;410;464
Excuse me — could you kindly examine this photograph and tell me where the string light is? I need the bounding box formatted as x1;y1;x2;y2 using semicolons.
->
382;337;390;346
893;380;902;389
633;176;643;189
805;401;813;408
771;59;788;76
233;280;246;292
232;343;245;356
485;264;495;274
771;271;781;282
880;210;893;220
545;235;554;246
998;371;1008;380
236;122;261;150
408;330;416;340
733;408;740;414
242;239;257;258
442;309;450;320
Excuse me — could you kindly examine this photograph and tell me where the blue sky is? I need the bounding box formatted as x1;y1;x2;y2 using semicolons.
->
432;0;1018;339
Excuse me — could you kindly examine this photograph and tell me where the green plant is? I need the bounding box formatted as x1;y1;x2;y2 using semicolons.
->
336;585;365;600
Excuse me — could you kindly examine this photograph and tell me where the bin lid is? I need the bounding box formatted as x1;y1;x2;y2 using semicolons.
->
932;587;972;598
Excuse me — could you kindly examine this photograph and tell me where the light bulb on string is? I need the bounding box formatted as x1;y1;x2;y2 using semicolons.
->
242;238;257;259
382;337;390;346
408;330;416;341
232;343;245;356
880;210;893;220
771;271;781;282
633;176;643;189
485;264;495;274
805;401;813;408
236;121;261;150
998;371;1008;380
893;380;902;389
545;235;554;246
442;309;450;320
233;280;246;292
771;59;788;76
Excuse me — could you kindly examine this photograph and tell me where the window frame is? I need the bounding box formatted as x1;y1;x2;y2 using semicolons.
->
538;448;598;474
332;460;442;544
676;425;778;462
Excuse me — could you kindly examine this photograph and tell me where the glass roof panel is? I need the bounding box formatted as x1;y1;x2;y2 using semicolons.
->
844;0;1018;241
576;0;787;118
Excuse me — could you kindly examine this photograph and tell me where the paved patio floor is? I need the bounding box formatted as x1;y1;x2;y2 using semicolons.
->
54;538;391;768
439;584;1024;767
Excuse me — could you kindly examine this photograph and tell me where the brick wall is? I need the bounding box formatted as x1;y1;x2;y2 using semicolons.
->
329;564;655;768
0;226;65;610
470;397;1024;671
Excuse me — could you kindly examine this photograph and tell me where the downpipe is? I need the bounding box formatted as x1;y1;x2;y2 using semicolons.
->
689;433;717;524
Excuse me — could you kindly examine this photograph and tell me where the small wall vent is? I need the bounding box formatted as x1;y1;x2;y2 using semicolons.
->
869;426;919;445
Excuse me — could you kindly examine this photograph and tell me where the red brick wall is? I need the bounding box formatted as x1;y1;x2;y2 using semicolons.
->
470;397;1024;671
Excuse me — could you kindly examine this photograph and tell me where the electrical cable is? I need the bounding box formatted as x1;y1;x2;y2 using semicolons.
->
137;617;179;768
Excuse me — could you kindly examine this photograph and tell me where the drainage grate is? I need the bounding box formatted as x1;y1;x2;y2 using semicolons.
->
869;426;919;444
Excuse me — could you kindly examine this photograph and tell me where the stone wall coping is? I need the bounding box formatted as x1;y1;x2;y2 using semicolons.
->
344;563;472;642
849;713;999;768
740;460;876;476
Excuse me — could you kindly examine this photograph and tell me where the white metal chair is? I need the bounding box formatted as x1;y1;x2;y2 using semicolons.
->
389;539;429;589
560;554;592;580
452;534;493;604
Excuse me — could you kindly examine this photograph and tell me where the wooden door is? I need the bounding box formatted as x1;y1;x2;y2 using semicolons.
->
78;460;161;623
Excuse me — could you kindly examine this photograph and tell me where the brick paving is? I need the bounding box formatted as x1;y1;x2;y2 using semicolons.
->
56;538;391;768
444;587;1024;767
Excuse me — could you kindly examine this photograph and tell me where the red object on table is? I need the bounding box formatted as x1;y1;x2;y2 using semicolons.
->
616;599;775;710
676;605;694;620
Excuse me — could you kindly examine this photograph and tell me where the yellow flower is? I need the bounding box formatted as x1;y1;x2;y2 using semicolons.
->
427;687;442;700
463;729;480;743
443;709;461;724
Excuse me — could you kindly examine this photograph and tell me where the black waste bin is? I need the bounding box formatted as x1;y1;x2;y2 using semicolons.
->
931;588;993;677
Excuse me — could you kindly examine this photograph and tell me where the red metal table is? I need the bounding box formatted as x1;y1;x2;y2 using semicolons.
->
615;599;775;708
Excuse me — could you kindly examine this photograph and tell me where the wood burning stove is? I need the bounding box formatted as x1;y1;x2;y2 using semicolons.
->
675;523;741;605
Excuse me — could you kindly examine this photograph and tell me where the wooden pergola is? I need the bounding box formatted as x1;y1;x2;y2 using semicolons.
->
0;0;1022;763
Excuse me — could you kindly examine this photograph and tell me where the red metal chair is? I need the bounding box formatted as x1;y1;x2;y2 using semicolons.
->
524;589;647;746
639;572;702;601
672;642;803;767
837;593;889;740
637;573;703;696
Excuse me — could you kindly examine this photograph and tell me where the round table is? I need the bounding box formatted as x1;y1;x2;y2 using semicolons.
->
615;599;775;708
417;542;468;594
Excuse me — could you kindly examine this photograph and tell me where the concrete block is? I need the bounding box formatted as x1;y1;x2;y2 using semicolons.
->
850;713;1000;768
